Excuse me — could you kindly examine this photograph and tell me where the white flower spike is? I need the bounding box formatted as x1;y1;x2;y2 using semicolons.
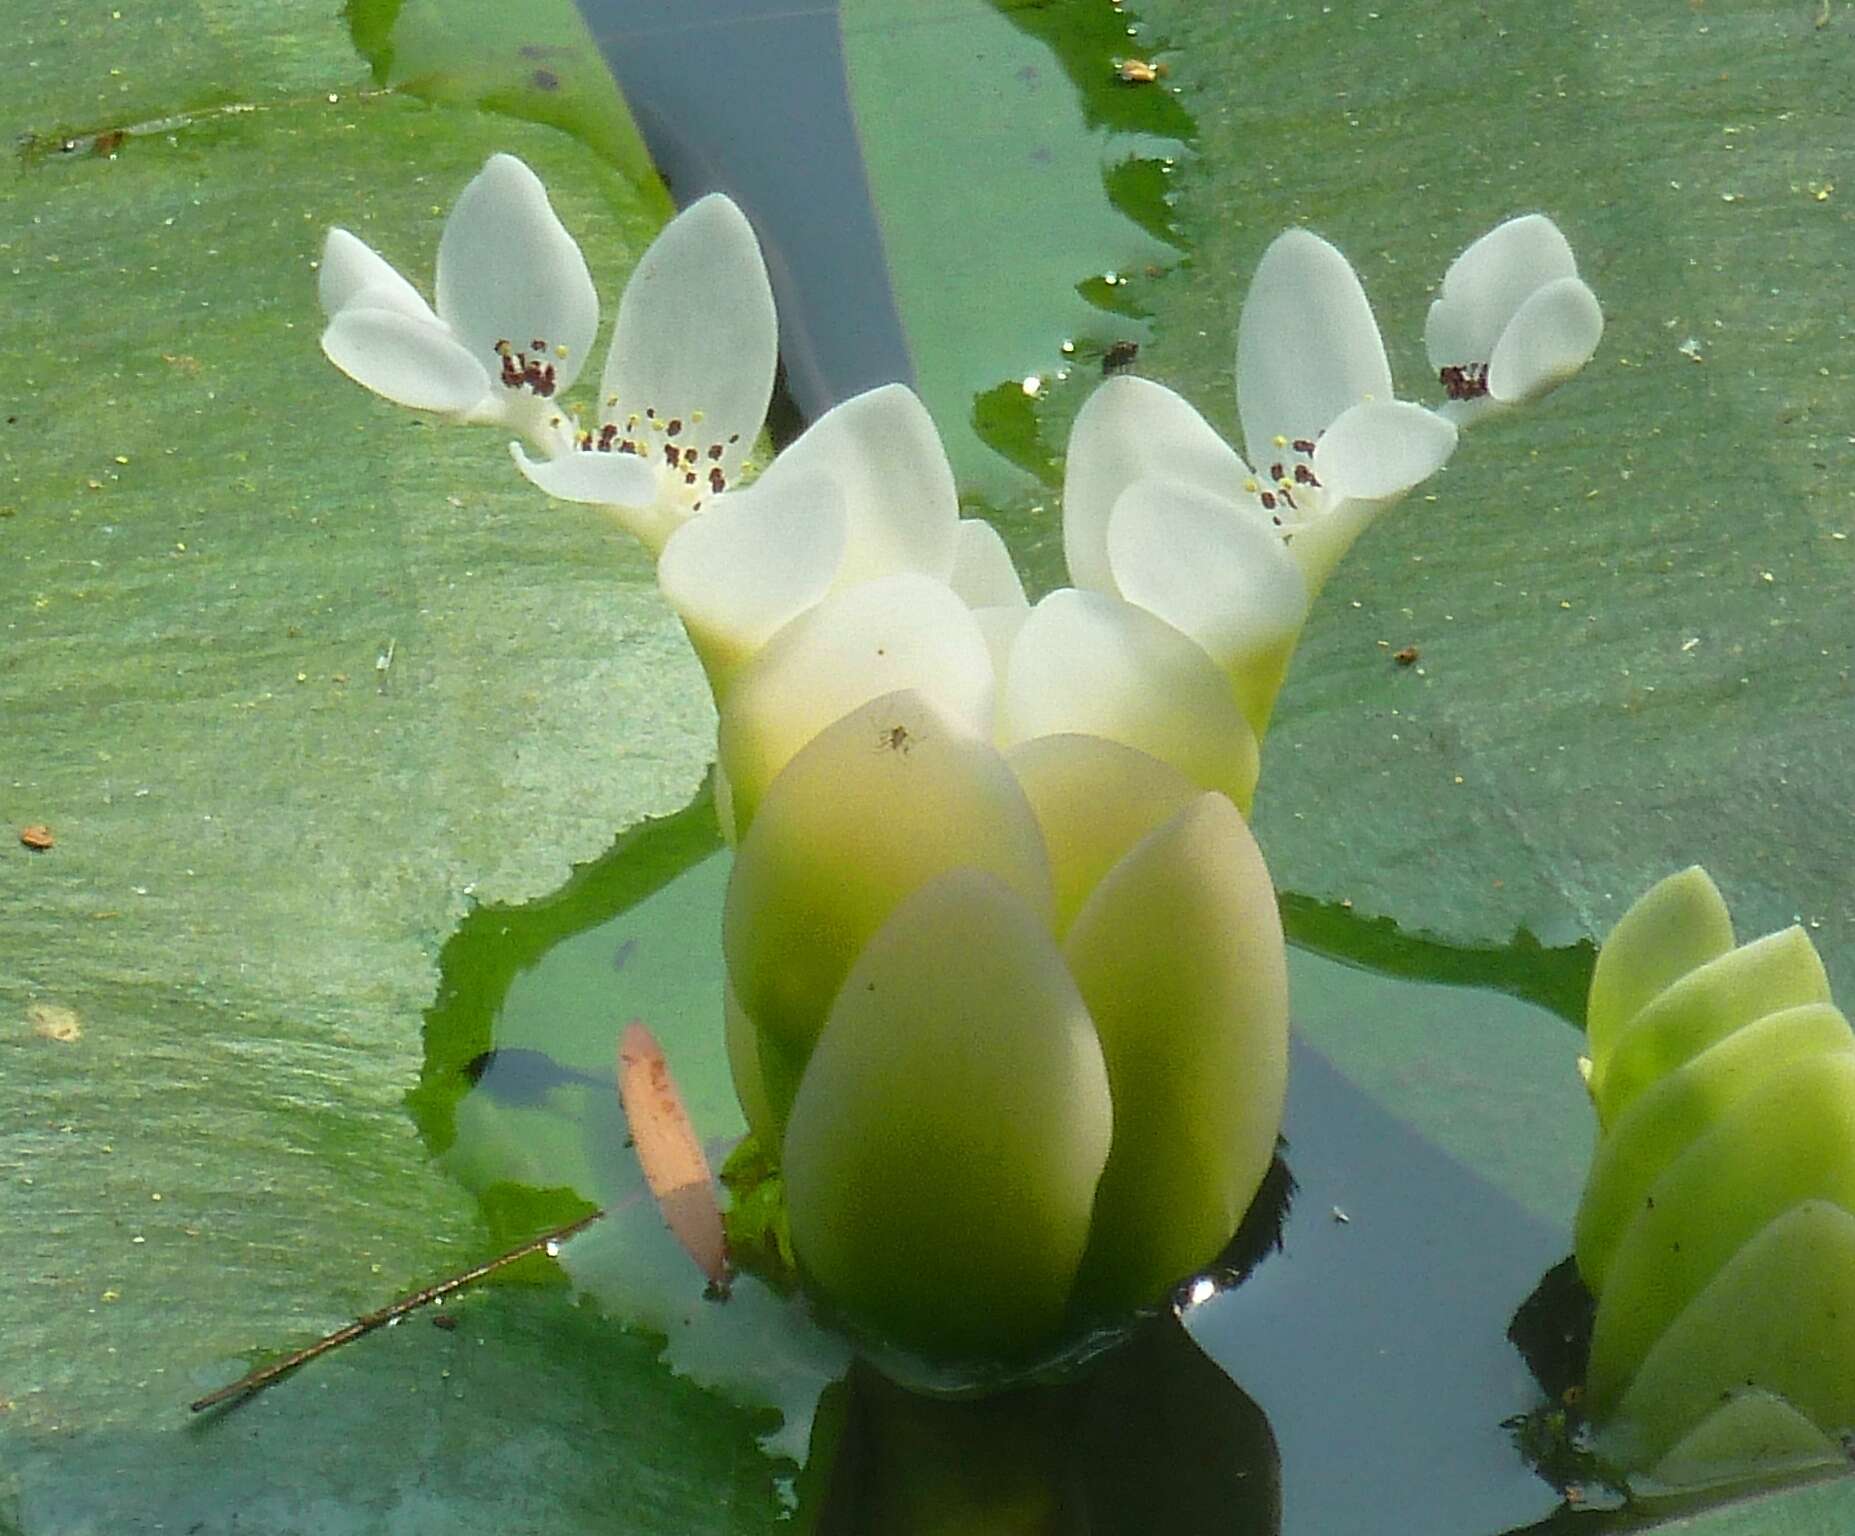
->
1233;229;1458;593
512;193;778;554
319;154;598;455
1067;232;1456;626
1426;213;1604;427
1059;230;1454;739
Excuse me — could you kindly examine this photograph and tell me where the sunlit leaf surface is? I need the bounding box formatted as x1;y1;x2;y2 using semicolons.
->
5;0;1853;1529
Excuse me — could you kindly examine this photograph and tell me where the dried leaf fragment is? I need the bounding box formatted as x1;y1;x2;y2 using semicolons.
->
28;1002;82;1043
19;824;54;851
1113;57;1168;84
616;1020;729;1293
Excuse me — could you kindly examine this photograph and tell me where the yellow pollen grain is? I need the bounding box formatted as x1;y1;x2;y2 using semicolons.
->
1273;435;1288;448
1243;477;1260;494
691;410;705;424
555;344;570;358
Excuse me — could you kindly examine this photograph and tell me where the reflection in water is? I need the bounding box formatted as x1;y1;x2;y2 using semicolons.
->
809;1317;1280;1536
1178;1044;1566;1536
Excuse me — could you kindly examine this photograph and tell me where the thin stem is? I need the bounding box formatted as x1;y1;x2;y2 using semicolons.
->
188;1207;604;1414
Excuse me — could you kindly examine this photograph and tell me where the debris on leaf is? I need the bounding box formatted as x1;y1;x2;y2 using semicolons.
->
1102;339;1140;376
1392;645;1420;666
1113;57;1168;84
617;1020;730;1294
28;1002;82;1043
19;824;54;851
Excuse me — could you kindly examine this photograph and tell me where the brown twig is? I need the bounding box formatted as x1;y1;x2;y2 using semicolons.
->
188;1207;605;1413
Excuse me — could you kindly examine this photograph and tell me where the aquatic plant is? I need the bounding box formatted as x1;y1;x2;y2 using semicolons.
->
730;692;1287;1355
1060;215;1600;737
316;155;1291;1362
1574;866;1855;1486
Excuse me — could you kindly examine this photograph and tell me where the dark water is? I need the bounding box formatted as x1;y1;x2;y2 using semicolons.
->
575;0;914;420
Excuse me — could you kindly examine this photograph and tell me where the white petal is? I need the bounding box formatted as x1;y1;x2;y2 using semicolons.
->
1106;476;1308;735
972;604;1031;743
1000;589;1260;815
1281;494;1389;598
1237;228;1393;462
436;154;600;394
1065;792;1288;1314
1006;732;1203;936
510;440;663;508
717;574;997;834
751;385;959;585
317;228;435;323
948;518;1027;610
1063;376;1253;595
509;442;684;552
1435;393;1507;430
1425;213;1579;369
724;689;1054;1089
1312;400;1458;503
782;866;1109;1356
1488;275;1604;405
320;306;491;414
603;194;778;479
657;473;849;699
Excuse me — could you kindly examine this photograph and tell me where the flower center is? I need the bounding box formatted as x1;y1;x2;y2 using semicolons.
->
1243;435;1323;528
1438;362;1490;401
575;404;742;514
494;338;564;399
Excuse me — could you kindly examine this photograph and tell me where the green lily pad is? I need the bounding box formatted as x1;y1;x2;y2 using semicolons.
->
841;0;1183;517
0;2;755;1528
1002;0;1855;996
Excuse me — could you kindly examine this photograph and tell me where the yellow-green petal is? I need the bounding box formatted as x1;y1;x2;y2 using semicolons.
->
724;690;1053;1119
1587;1051;1855;1411
1575;1002;1855;1292
1586;865;1734;1075
1006;734;1204;938
1604;1201;1855;1470
782;868;1112;1357
1590;925;1831;1129
1064;793;1289;1315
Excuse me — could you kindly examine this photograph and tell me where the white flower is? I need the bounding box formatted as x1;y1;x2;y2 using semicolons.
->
1062;230;1455;735
319;154;598;455
511;193;778;555
1231;228;1460;592
654;384;961;697
1426;213;1603;427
